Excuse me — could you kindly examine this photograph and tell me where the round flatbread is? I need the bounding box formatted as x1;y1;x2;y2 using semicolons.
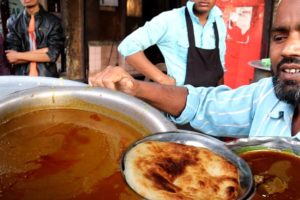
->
123;141;240;200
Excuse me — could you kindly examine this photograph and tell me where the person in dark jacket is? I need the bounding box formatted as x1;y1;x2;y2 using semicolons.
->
5;0;65;77
0;33;11;75
0;0;11;75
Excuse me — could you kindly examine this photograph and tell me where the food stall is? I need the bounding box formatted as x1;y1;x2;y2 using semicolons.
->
1;76;300;199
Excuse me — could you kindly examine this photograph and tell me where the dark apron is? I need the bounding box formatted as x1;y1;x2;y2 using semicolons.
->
184;8;223;87
177;8;224;132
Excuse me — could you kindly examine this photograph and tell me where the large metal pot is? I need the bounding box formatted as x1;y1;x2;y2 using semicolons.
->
0;85;176;200
0;76;176;133
0;75;86;100
0;86;176;133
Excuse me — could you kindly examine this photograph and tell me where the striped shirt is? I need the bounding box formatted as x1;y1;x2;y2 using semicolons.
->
118;1;227;86
170;77;300;139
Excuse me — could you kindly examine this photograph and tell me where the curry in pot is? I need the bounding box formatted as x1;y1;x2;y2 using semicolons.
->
0;108;144;200
240;150;300;200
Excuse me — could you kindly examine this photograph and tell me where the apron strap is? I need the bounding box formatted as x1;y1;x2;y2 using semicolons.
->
213;22;219;49
185;7;220;49
185;8;195;47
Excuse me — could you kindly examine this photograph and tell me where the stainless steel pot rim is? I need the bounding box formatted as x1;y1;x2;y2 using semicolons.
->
226;136;300;155
0;85;177;135
0;76;86;101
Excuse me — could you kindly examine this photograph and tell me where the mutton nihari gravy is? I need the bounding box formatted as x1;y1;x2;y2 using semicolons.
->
240;150;300;200
0;108;144;200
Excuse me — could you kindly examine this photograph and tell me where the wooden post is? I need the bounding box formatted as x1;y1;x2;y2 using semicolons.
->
0;0;10;36
61;0;85;82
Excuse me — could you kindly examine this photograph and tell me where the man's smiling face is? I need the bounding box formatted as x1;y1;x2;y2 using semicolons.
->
271;0;300;105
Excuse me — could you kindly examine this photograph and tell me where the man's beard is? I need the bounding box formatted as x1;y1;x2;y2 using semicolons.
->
272;57;300;106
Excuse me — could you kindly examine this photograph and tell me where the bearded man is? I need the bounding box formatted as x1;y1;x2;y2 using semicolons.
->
90;0;300;139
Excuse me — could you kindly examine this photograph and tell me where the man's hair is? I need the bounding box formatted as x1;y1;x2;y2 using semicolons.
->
275;0;282;10
272;0;282;24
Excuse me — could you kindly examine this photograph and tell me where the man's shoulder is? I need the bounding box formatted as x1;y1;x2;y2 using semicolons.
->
141;6;185;32
7;10;24;25
157;6;185;19
209;6;224;23
42;11;62;22
211;5;223;16
7;15;17;26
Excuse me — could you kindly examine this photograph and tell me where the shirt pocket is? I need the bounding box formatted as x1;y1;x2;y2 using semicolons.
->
176;37;189;49
175;32;189;59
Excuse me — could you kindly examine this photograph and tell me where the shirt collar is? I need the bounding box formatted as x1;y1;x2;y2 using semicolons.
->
269;101;294;120
294;134;300;140
186;1;223;24
269;100;300;138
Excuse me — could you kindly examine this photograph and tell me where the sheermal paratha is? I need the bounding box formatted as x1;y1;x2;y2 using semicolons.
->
123;141;240;200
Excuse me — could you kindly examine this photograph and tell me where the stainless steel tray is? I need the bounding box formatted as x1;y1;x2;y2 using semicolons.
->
121;131;254;200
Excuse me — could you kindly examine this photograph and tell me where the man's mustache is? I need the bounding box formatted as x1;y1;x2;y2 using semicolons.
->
276;57;300;71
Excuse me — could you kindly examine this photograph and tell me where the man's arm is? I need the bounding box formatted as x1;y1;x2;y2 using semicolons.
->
118;12;176;85
135;80;187;116
5;48;50;64
5;16;22;52
126;51;175;85
46;17;65;62
90;66;187;116
35;16;65;62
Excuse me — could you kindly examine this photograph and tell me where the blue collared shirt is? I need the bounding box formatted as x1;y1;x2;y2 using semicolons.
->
118;1;227;86
170;77;300;139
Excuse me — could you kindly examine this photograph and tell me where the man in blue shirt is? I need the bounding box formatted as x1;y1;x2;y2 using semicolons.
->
118;0;226;87
90;0;300;139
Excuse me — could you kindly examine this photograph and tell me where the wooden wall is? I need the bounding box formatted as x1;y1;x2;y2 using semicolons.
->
85;0;125;42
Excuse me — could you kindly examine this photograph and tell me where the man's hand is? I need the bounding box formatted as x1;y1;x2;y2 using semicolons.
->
89;66;187;116
5;48;51;64
158;75;176;85
89;66;138;96
5;50;20;64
